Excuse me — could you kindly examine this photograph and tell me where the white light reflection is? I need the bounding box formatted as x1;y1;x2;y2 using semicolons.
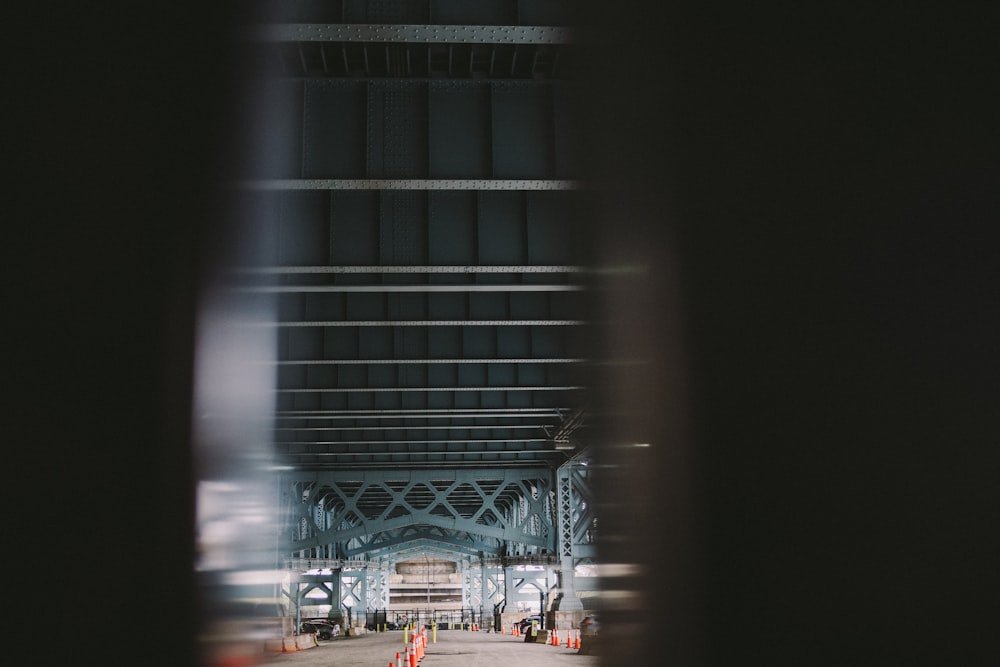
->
191;249;283;665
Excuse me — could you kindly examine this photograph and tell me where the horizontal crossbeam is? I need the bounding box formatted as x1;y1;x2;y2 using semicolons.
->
276;425;545;432
270;358;584;365
237;265;584;274
276;408;563;418
276;386;581;392
236;179;581;190
276;439;549;446
232;284;582;293
256;319;584;326
243;24;577;45
315;513;546;548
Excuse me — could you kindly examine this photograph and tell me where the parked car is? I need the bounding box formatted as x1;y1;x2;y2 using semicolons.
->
517;615;542;633
299;622;333;640
311;620;342;637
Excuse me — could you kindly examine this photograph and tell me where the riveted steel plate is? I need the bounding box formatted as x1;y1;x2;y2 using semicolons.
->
237;179;581;190
261;319;585;326
245;24;576;45
243;265;583;273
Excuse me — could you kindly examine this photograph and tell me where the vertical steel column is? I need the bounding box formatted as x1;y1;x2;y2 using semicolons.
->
480;561;490;614
339;571;357;611
504;564;516;610
360;565;369;610
376;559;390;608
553;464;583;610
461;559;473;608
328;568;343;613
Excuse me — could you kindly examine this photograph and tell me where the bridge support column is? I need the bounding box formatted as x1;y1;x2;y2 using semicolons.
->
552;556;584;611
554;464;585;613
480;561;490;619
504;565;516;606
360;565;369;611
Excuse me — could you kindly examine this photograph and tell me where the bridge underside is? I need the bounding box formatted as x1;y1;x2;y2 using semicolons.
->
199;0;603;620
21;1;996;666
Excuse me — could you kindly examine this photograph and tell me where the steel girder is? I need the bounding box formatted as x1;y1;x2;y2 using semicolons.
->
279;456;597;611
351;527;496;560
283;468;558;561
558;450;597;563
235;3;598;618
504;567;557;611
283;560;394;614
551;450;595;610
462;560;505;610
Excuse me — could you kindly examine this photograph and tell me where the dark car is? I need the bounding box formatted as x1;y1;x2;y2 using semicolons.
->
299;622;333;640
517;615;542;633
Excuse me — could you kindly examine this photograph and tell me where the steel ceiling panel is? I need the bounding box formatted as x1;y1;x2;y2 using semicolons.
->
232;9;595;571
430;0;517;26
248;0;577;27
303;81;367;177
491;84;554;178
248;24;576;45
428;84;492;178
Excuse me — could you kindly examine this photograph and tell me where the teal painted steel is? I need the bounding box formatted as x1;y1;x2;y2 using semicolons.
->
233;5;595;585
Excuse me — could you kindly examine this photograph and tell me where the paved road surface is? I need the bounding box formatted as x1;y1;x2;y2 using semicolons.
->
260;629;600;667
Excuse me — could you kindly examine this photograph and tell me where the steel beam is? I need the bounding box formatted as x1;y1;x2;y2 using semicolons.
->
233;284;583;293
240;265;584;274
286;460;561;470
276;408;562;418
288;467;552;485
276;439;550;446
277;451;558;459
236;179;581;190
276;386;581;392
317;513;545;548
271;358;583;364
361;535;492;561
243;24;577;45
279;408;560;414
274;424;543;434
259;319;584;326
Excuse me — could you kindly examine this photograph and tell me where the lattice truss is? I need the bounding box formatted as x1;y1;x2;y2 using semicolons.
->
506;567;556;608
558;456;597;565
282;470;558;561
464;562;504;609
281;560;392;612
367;562;390;608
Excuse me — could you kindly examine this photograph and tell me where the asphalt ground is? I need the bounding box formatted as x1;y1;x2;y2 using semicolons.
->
260;629;600;667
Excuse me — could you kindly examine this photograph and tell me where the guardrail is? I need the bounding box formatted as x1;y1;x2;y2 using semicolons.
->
283;558;377;570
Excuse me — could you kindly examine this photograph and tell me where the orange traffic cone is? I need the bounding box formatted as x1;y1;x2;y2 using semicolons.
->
575;631;581;650
566;630;573;648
